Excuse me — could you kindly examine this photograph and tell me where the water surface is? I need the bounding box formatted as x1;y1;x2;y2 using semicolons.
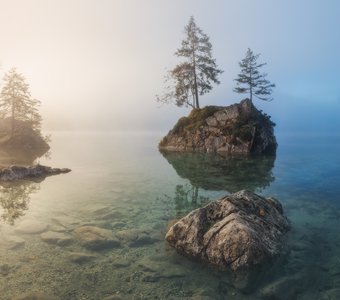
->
0;131;340;299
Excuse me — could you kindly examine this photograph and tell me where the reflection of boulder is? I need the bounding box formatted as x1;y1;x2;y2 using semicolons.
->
160;150;275;192
0;181;40;225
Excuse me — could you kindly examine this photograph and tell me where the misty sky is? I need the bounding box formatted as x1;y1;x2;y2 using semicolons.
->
0;0;339;133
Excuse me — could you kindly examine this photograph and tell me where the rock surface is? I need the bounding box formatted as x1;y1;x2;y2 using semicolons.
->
159;99;277;155
165;190;289;271
0;164;71;181
40;231;73;246
74;225;121;250
11;292;58;300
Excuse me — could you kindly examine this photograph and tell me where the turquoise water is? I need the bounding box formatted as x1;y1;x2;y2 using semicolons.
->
0;131;340;299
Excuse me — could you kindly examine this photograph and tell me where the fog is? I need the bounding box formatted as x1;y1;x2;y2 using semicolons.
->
0;0;339;133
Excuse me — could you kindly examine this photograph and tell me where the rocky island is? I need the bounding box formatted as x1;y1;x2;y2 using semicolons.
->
159;99;277;155
0;119;50;164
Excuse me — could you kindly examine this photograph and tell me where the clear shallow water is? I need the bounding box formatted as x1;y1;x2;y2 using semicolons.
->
0;131;340;299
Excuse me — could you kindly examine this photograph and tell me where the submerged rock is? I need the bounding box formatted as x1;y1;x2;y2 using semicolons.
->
74;225;121;250
0;164;71;181
159;99;277;155
165;190;289;271
40;231;73;246
15;220;49;235
67;252;97;264
11;292;58;300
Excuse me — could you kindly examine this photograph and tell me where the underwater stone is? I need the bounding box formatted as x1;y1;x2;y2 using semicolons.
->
165;190;289;271
74;225;121;250
3;236;26;250
15;220;49;235
40;231;73;246
11;292;59;300
67;252;97;263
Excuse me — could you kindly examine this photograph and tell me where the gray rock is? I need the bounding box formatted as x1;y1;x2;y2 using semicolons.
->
40;231;73;246
159;99;277;155
115;229;158;247
11;292;58;300
0;263;11;276
0;164;71;181
166;190;289;271
15;220;49;234
3;236;26;250
74;226;121;250
67;252;97;263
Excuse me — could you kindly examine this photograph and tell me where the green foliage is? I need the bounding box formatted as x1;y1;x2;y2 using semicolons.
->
234;48;275;102
0;68;43;136
157;16;223;109
172;106;221;135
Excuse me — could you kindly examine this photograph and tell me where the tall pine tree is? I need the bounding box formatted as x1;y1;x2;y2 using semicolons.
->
0;68;42;137
234;48;275;102
158;16;223;109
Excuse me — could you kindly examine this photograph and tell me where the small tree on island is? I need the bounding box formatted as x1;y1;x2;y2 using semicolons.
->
234;48;275;102
157;16;223;109
0;68;42;137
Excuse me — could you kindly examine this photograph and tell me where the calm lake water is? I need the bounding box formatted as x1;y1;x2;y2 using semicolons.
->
0;131;340;300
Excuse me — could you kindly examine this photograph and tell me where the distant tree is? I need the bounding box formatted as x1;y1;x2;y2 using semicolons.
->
0;68;42;136
234;48;275;102
157;16;223;109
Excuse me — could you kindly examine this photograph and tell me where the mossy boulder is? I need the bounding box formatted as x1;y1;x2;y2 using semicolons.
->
159;99;277;155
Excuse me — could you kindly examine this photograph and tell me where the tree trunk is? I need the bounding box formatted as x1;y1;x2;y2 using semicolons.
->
250;85;252;103
11;99;15;137
192;48;200;109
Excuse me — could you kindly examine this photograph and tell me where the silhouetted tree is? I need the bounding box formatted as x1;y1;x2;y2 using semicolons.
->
234;48;275;102
0;68;42;136
157;16;223;109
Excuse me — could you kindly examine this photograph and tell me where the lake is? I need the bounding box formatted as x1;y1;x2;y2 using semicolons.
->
0;131;340;299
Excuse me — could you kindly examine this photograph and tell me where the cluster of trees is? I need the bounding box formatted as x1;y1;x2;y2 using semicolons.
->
157;16;275;109
0;68;42;137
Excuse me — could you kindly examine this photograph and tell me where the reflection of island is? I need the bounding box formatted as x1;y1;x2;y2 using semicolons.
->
160;150;276;193
0;181;40;225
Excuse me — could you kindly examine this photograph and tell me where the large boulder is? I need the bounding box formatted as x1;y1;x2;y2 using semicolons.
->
165;190;289;271
159;99;277;155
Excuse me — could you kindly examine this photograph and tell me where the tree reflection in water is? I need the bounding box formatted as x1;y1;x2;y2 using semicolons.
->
0;181;40;225
160;150;276;215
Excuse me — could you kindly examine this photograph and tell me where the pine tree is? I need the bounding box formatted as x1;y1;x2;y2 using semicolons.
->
158;16;223;109
0;68;42;136
234;48;275;102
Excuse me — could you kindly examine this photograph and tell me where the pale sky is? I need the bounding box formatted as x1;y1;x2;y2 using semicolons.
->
0;0;339;132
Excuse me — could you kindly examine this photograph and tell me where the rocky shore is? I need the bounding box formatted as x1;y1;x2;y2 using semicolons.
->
0;164;71;181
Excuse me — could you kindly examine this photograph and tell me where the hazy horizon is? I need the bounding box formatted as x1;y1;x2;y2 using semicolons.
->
1;0;339;134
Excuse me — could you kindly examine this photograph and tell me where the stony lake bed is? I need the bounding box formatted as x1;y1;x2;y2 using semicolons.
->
1;132;340;300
